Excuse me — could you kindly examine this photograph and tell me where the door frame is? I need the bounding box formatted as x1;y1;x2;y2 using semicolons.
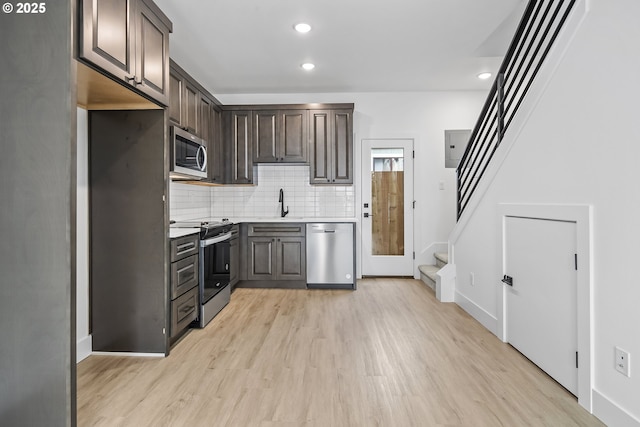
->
498;203;592;412
360;138;415;277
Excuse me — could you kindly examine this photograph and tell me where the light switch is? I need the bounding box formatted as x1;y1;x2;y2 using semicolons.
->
439;181;444;190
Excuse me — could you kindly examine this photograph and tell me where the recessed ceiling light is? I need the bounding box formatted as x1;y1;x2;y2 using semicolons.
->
294;23;311;33
301;63;315;71
477;72;492;80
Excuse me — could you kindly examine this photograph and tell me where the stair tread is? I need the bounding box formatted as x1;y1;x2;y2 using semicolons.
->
418;264;440;281
434;252;448;264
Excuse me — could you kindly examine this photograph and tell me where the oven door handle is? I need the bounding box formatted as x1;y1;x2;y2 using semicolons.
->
201;231;232;247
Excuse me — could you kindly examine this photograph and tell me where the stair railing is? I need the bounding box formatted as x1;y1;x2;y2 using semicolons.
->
456;0;576;220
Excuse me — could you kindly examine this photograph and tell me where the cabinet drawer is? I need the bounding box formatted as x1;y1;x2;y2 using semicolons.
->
248;223;304;237
171;254;198;299
171;233;199;261
171;286;198;338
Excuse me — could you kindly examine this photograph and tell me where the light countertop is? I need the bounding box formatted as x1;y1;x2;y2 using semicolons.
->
169;227;200;239
228;217;358;223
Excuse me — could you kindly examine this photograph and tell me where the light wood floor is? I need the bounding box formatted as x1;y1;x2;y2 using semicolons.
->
77;278;604;426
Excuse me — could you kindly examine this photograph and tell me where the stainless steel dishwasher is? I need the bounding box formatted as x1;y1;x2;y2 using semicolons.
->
306;223;356;289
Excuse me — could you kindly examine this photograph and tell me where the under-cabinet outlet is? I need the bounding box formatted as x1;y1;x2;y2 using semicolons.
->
615;346;630;377
470;272;475;286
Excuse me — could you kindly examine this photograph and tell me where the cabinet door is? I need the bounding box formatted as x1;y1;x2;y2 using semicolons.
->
168;69;183;125
199;95;212;142
135;0;170;106
230;235;239;288
275;237;306;280
208;108;224;183
253;110;278;163
183;82;199;135
309;110;331;184
226;111;253;184
247;237;275;280
280;110;308;163
331;109;353;184
80;0;135;81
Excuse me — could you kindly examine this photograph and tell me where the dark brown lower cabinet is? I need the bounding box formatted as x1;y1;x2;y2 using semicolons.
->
240;223;306;288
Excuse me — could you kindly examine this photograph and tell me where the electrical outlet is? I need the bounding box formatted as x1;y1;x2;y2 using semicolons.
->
615;347;631;377
470;272;475;286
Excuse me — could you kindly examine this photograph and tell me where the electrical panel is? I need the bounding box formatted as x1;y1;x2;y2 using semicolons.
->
445;129;471;168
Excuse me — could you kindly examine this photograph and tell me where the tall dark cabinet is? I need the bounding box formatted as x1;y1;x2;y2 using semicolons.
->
89;110;169;354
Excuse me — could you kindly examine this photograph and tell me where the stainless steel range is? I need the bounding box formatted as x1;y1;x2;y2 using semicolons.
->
172;219;233;327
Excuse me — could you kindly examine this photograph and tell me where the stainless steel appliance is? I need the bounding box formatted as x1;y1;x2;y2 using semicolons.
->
306;223;356;289
172;219;233;327
170;126;207;180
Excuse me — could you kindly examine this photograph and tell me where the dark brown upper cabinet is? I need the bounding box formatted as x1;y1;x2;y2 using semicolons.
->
201;95;224;184
309;109;353;184
168;70;183;123
199;95;212;143
280;110;308;163
169;60;224;184
169;63;199;134
224;110;254;184
79;0;172;106
253;110;278;163
183;81;199;135
253;110;308;164
208;107;224;184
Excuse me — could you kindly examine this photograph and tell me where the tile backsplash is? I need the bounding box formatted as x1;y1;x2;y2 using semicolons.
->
169;182;211;221
170;165;355;220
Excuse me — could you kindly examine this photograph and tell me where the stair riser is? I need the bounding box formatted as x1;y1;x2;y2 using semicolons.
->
420;272;436;291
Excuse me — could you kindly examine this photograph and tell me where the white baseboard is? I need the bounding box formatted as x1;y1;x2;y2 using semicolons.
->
76;335;92;363
455;290;499;336
91;351;165;358
593;390;640;427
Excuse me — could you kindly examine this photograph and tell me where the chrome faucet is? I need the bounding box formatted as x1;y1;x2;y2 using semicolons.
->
279;188;289;218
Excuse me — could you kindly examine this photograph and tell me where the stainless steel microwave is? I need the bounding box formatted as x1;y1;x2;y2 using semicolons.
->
170;126;207;180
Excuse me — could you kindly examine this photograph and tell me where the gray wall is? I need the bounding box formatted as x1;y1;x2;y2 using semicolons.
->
0;1;76;425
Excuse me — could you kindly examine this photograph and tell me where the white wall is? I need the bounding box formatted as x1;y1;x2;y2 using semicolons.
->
76;107;91;362
450;1;640;424
215;91;487;274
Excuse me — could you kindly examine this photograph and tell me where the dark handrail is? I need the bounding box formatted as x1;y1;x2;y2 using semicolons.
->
456;0;576;220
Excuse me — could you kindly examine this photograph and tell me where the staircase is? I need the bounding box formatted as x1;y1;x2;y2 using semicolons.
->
419;252;448;291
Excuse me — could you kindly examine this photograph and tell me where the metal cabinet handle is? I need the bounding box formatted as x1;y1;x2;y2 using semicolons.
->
176;242;195;253
196;145;207;172
179;304;195;314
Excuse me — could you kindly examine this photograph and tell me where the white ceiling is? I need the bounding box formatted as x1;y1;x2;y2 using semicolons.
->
153;0;527;95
